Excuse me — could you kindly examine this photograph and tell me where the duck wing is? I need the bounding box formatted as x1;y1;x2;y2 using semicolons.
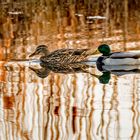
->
110;52;140;58
48;48;89;56
41;48;89;63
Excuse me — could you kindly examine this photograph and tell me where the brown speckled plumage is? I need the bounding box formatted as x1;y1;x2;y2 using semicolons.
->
29;45;96;78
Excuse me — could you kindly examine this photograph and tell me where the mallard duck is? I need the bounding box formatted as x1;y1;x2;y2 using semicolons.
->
29;45;98;64
96;44;140;73
29;45;97;78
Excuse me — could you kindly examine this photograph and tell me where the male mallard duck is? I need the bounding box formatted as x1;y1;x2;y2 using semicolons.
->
96;44;140;73
93;44;140;83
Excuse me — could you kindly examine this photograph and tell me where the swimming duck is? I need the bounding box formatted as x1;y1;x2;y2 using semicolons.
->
95;44;140;84
96;44;140;72
29;45;98;64
29;45;97;77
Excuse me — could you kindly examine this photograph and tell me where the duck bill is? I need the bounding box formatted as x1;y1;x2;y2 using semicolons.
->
29;52;36;57
90;73;100;78
29;67;37;72
93;49;100;55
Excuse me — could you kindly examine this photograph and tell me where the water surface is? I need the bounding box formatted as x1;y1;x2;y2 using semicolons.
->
0;1;140;140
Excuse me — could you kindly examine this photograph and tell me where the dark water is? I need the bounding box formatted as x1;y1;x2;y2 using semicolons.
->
0;0;140;140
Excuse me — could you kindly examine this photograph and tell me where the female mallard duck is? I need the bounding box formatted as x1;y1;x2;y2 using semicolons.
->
29;45;98;64
29;45;97;78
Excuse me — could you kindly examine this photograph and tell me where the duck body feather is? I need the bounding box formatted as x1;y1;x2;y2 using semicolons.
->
109;51;140;58
39;48;94;74
96;51;140;74
40;48;89;64
103;51;140;65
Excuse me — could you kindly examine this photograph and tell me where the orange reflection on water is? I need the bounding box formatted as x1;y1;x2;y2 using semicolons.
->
3;95;15;109
0;0;140;140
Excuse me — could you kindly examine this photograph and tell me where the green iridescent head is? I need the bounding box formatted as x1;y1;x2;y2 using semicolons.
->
99;72;111;84
98;44;111;56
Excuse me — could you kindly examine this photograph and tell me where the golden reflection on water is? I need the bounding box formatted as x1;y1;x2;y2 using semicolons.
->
0;0;140;140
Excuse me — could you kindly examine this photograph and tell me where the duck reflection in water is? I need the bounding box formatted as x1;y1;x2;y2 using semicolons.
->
29;44;140;84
